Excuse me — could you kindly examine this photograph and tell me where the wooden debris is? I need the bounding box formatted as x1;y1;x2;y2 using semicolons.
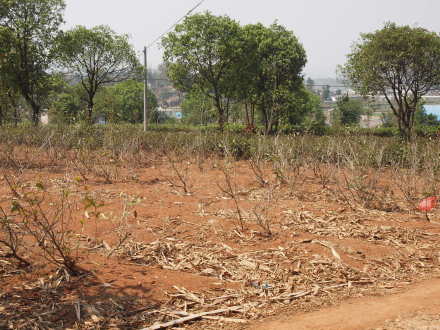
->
312;240;342;261
142;305;243;330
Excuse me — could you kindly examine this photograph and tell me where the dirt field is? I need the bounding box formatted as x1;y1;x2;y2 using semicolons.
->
1;155;440;329
252;278;440;329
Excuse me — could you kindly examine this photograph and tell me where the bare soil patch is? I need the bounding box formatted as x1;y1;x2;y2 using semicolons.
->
251;277;440;330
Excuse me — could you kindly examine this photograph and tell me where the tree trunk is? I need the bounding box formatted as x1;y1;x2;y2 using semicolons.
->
214;97;225;132
250;104;255;127
0;105;4;126
22;94;41;126
399;105;416;142
265;107;275;136
244;103;250;127
218;108;225;132
87;100;94;124
7;92;19;126
30;103;41;126
383;93;414;142
259;102;270;135
13;106;19;127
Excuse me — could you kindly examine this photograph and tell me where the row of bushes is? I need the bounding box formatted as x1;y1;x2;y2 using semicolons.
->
131;123;440;138
1;122;439;142
1;123;440;170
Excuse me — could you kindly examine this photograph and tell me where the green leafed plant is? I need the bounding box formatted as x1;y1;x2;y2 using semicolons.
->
343;23;440;140
58;25;139;123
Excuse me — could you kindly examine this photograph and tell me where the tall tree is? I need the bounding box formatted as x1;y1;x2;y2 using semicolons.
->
162;12;242;131
0;0;65;125
240;23;307;134
343;23;440;140
58;25;139;122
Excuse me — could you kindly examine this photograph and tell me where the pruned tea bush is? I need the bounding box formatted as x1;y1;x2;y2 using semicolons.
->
0;124;440;170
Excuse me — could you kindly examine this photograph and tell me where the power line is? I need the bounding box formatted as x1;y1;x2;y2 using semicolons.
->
147;0;206;49
143;0;206;131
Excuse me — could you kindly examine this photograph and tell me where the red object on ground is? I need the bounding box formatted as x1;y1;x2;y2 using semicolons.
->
418;197;438;212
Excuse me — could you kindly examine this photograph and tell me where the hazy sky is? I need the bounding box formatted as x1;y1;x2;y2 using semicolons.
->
64;0;439;78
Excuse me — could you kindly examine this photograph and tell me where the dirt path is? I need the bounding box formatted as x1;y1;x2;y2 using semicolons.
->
251;278;440;330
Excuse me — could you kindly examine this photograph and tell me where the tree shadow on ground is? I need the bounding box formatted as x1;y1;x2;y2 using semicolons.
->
0;262;162;329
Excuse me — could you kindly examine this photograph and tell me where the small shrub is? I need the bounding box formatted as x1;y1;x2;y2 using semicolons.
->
4;176;80;275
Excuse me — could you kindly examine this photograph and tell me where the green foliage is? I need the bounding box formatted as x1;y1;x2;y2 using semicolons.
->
181;89;216;125
94;80;157;124
163;14;308;134
288;87;321;125
278;86;325;133
0;0;65;124
308;107;328;135
226;136;253;160
48;82;85;124
344;22;440;140
58;25;139;122
0;76;20;125
240;22;307;134
334;95;363;126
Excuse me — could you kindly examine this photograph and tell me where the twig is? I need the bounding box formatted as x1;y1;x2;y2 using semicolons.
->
142;305;243;330
165;310;247;323
312;240;342;261
270;282;350;302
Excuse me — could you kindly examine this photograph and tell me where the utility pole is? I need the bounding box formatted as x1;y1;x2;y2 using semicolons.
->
143;46;148;131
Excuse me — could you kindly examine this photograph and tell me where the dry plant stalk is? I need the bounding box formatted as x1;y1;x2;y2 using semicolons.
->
248;157;269;187
312;162;333;189
271;139;305;196
70;149;119;184
5;175;80;275
0;206;30;266
106;193;142;258
252;184;280;236
0;144;25;174
162;150;193;194
218;163;246;231
392;168;419;210
334;166;397;212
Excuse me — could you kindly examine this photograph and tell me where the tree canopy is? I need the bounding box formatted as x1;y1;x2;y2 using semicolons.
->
58;25;139;122
239;23;307;134
0;0;65;124
162;12;242;131
163;13;308;133
94;80;157;124
343;23;440;140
